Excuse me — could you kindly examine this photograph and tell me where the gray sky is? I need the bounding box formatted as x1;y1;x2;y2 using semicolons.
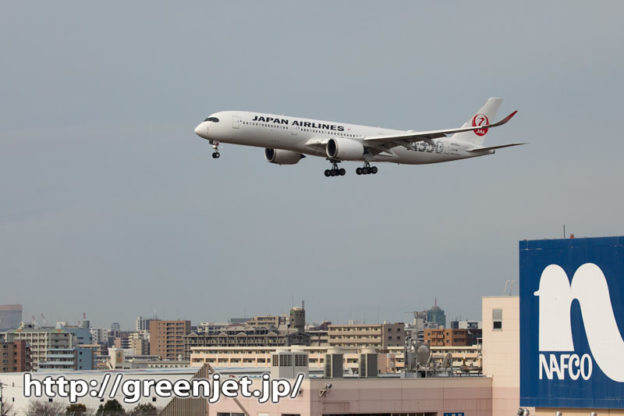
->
2;1;623;330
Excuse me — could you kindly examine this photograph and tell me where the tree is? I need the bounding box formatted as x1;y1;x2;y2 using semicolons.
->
25;400;66;416
129;403;157;416
66;403;88;415
95;399;125;416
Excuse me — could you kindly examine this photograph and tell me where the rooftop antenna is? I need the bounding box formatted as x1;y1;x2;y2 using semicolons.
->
504;280;517;296
563;224;566;238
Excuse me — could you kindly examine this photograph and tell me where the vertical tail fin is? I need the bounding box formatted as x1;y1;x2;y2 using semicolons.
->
452;97;503;146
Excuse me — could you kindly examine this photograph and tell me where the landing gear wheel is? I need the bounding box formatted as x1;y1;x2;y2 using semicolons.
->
211;140;221;159
357;162;377;175
324;161;345;178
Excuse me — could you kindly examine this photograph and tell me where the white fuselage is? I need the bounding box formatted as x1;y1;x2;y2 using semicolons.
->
194;111;492;165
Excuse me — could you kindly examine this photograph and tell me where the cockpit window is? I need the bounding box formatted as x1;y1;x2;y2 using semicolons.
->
204;117;219;122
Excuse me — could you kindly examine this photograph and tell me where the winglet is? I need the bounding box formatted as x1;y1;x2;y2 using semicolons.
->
488;110;518;128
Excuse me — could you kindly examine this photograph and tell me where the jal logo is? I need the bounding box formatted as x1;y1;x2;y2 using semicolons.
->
471;114;489;136
534;263;624;382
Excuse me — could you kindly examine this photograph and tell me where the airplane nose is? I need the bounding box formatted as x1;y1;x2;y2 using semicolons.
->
194;122;208;138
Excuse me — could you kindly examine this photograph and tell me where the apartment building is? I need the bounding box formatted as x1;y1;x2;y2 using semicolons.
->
190;345;366;374
189;344;481;375
185;325;309;358
150;320;191;360
129;331;150;355
424;328;482;346
0;340;31;372
39;347;94;370
328;322;404;349
246;315;287;328
3;323;75;370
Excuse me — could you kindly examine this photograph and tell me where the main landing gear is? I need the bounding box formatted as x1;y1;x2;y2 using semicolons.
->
324;161;346;177
356;162;378;175
211;140;220;159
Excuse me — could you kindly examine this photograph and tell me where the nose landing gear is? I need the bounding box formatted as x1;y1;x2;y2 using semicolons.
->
211;140;221;159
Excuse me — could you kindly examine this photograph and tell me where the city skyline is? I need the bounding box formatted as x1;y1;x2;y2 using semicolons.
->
7;298;459;331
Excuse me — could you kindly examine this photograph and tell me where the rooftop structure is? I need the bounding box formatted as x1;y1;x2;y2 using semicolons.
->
186;307;311;358
189;344;482;376
208;376;492;416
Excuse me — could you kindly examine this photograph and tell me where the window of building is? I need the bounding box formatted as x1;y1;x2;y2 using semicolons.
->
493;308;503;330
294;354;308;367
280;354;292;367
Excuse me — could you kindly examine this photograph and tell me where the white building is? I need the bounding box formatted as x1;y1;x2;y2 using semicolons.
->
3;323;75;370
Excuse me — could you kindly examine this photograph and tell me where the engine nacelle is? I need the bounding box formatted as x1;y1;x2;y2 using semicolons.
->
326;138;365;160
265;148;305;165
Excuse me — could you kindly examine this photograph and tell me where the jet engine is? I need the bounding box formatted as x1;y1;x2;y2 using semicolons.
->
326;138;365;160
265;148;305;165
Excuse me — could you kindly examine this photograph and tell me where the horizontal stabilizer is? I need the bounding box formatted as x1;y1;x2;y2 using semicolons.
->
468;143;526;152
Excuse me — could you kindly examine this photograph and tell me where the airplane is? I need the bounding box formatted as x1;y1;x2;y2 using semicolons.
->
193;98;523;177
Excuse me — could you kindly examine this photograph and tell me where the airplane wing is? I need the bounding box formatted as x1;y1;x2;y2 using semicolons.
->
364;111;518;148
468;143;526;152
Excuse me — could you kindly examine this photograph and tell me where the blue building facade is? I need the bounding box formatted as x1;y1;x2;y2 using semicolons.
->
64;326;93;345
520;236;624;409
39;347;94;371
